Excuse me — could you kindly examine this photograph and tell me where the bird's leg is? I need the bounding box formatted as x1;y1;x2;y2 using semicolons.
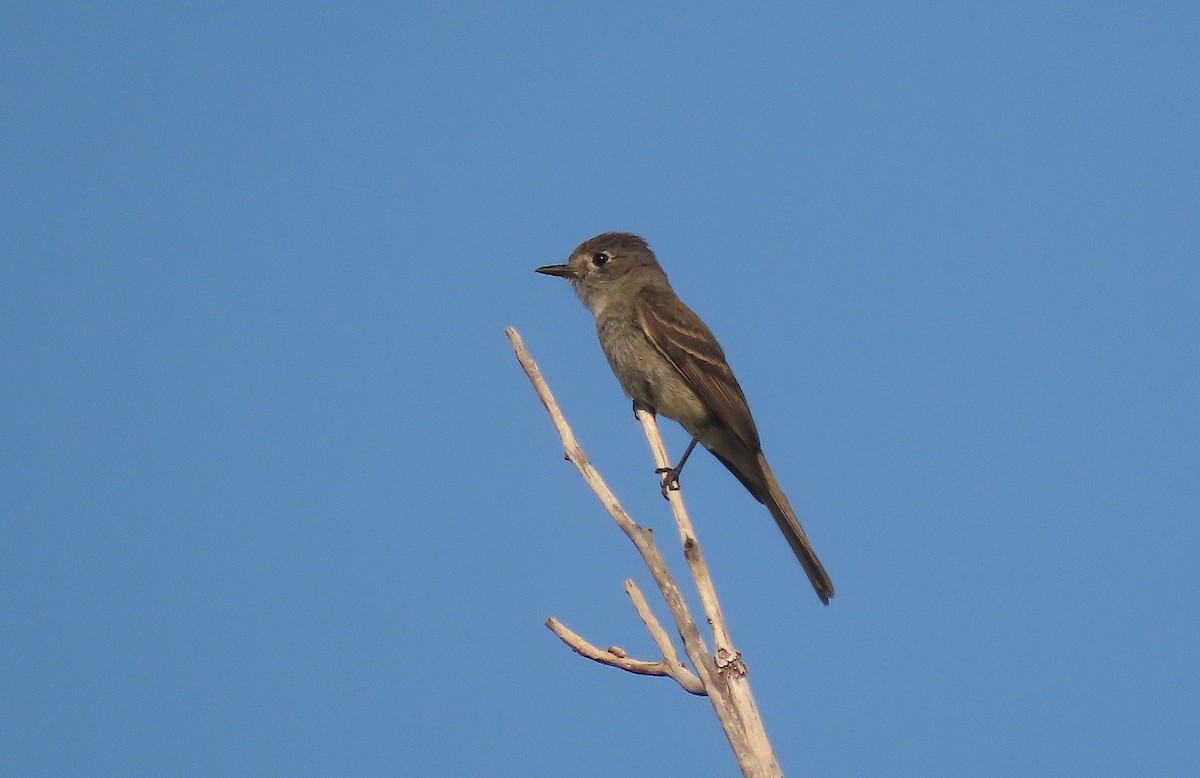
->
656;435;700;499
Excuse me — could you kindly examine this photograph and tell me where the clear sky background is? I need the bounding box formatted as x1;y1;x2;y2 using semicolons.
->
3;3;1197;776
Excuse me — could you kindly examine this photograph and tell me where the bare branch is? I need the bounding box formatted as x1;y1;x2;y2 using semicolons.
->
636;410;745;676
624;579;704;694
507;327;783;778
624;579;680;667
506;328;716;684
545;616;705;695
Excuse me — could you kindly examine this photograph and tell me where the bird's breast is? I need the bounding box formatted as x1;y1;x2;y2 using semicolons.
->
595;308;711;434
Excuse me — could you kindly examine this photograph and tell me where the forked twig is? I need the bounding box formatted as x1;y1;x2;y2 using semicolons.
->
507;326;782;778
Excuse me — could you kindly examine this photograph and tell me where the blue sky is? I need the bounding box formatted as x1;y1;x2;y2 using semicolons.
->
3;2;1198;775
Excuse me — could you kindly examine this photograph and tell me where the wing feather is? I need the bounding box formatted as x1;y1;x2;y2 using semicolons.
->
636;288;762;453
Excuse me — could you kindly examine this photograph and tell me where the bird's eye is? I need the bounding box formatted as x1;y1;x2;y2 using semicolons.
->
592;252;609;267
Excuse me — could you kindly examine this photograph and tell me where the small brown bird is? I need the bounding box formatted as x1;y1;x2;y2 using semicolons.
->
537;232;834;604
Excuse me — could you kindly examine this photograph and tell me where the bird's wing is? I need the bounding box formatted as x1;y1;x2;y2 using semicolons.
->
635;287;762;453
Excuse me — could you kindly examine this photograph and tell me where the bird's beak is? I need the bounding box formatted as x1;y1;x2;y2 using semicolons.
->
535;263;575;279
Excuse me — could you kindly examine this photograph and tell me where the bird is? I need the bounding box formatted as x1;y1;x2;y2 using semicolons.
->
536;232;834;604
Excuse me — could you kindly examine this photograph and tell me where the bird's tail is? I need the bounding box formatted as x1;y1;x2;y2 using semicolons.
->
755;453;835;605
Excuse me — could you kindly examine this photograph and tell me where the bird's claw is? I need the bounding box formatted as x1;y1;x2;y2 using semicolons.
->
655;466;682;499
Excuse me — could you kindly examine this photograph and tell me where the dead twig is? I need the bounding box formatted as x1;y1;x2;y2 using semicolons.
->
507;326;783;778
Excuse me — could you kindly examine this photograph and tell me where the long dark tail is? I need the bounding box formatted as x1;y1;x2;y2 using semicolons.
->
754;453;835;604
709;444;835;604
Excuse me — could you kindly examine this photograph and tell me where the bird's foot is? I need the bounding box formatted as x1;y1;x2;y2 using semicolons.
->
655;465;682;499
